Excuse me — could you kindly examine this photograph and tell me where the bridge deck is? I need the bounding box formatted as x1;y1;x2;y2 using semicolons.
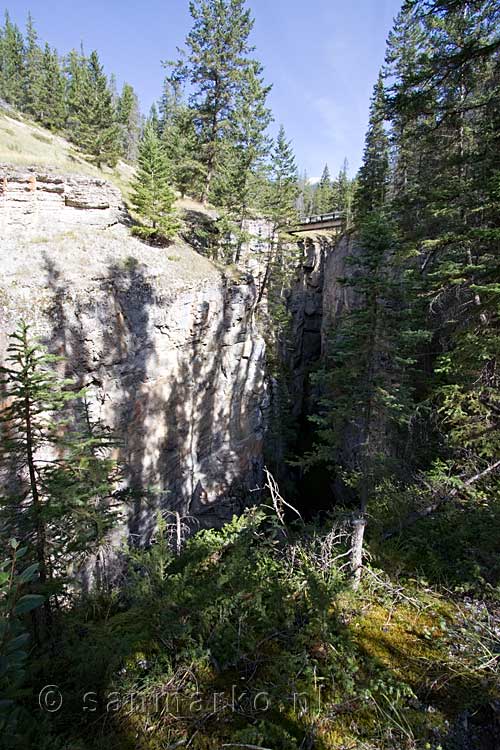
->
291;212;344;234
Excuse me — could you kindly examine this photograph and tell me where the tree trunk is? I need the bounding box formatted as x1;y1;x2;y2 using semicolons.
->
24;389;51;635
351;515;367;591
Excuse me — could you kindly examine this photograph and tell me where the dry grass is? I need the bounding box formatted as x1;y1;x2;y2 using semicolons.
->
0;109;133;195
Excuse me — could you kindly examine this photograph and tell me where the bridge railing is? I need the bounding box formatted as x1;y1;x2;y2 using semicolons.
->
298;211;344;225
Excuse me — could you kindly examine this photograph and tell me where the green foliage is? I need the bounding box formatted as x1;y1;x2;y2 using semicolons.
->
354;72;389;221
160;79;206;198
130;122;180;240
0;540;43;745
169;0;271;205
314;163;334;214
71;50;121;167
0;11;25;108
0;14;126;167
0;322;119;614
116;82;141;162
38;43;66;131
25;508;499;749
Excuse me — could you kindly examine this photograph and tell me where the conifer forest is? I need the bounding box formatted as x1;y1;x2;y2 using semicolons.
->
0;1;499;748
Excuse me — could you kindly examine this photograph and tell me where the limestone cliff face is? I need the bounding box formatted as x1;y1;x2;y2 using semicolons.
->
0;166;267;538
0;166;126;234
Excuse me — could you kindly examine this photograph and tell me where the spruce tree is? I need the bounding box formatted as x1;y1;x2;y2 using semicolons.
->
159;78;205;198
117;82;141;162
39;43;66;131
65;47;87;133
0;323;118;624
213;59;272;260
23;13;43;118
0;12;25;108
147;102;160;134
170;0;264;204
333;158;355;227
257;125;299;302
130;122;179;240
72;50;121;167
267;125;299;231
355;73;390;221
314;164;334;214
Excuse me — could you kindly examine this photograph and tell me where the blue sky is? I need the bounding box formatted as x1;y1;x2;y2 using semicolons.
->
7;0;402;178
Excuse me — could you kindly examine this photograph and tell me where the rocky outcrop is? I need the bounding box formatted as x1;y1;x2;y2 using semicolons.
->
0;167;267;539
0;166;126;235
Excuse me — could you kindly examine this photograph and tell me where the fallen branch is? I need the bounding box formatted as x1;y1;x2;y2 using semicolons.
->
383;459;500;540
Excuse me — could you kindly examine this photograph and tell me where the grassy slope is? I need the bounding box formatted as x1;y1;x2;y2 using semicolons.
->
0;106;135;197
0;106;216;220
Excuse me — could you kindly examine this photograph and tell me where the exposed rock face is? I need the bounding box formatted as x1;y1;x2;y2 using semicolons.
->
0;167;267;539
279;233;362;509
286;237;331;420
0;166;126;235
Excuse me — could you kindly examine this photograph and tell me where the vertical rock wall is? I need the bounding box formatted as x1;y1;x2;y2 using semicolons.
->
0;167;267;539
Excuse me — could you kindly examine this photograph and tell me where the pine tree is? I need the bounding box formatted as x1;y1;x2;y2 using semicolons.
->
117;82;141;162
0;323;118;625
130;122;179;240
158;77;182;135
23;13;43;118
170;0;264;204
266;125;299;231
314;164;334;214
159;78;205;198
355;73;390;221
213;59;273;260
39;43;66;131
257;125;299;303
296;171;314;218
165;104;205;199
147;102;160;134
364;0;500;534
72;50;121;167
65;47;87;133
333;158;355;227
0;12;25;108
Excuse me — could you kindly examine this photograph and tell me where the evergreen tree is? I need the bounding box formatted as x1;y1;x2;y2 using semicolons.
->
355;73;390;221
65;47;87;133
39;43;66;131
314;163;334;214
23;12;43;117
0;12;24;108
117;82;141;162
165;104;205;199
331;158;355;227
147;102;160;134
130;122;179;240
296;170;314;218
158;76;182;135
159;78;205;198
0;323;118;625
170;0;265;204
72;50;121;167
213;59;273;260
257;125;299;304
266;125;299;232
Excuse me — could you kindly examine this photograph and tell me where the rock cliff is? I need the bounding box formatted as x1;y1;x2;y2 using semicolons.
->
0;166;267;539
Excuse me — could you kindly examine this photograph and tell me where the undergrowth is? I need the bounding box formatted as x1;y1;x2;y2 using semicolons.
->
8;508;500;750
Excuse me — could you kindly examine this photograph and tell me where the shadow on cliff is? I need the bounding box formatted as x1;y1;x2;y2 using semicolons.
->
160;277;264;531
41;254;265;547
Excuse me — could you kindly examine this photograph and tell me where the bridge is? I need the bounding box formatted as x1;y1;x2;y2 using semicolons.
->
291;211;344;234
